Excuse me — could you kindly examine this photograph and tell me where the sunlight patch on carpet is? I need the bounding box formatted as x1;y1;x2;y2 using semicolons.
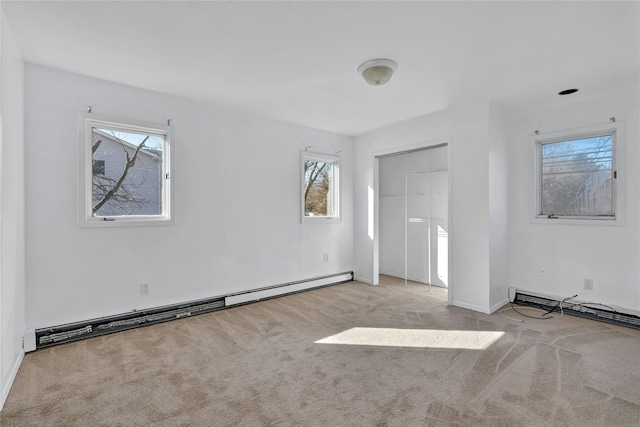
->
315;328;505;350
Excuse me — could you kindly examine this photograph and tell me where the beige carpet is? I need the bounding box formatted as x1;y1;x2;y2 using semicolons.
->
2;277;640;426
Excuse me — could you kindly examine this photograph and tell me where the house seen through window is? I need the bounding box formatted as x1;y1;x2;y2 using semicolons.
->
92;159;105;176
81;116;173;226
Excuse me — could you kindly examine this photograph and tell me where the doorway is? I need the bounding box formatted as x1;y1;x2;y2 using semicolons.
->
377;144;449;291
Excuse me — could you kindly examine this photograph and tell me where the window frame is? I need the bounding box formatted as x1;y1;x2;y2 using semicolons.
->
532;121;623;225
78;113;175;228
301;151;341;224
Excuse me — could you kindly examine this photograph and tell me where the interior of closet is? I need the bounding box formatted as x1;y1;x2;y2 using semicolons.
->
378;145;448;288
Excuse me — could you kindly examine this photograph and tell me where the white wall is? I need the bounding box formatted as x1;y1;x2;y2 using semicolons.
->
24;64;354;328
488;104;510;310
0;10;26;409
354;103;496;313
508;88;640;310
355;89;639;315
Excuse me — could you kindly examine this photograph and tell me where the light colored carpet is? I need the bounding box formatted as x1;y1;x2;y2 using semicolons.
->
2;277;639;426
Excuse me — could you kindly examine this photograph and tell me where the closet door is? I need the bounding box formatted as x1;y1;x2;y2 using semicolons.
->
429;146;448;287
379;154;406;279
406;149;430;283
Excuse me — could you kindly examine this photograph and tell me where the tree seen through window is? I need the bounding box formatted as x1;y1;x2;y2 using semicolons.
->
304;160;334;217
91;128;165;217
540;134;614;217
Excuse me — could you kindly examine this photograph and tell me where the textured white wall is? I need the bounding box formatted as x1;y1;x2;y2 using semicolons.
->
507;88;640;310
24;64;354;328
1;10;26;409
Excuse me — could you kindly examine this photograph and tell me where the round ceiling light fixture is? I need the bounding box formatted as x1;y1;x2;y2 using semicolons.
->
358;59;398;86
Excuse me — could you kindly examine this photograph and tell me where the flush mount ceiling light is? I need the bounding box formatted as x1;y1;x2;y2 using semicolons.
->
358;59;398;86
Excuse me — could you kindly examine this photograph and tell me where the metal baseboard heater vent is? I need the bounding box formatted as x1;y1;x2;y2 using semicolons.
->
34;271;353;350
510;288;640;330
35;298;226;349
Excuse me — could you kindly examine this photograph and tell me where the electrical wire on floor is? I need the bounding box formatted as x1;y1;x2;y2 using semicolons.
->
563;301;619;314
499;294;577;323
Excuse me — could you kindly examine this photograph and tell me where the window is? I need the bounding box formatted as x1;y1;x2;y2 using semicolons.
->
302;152;340;223
92;159;105;176
534;122;621;223
79;114;173;227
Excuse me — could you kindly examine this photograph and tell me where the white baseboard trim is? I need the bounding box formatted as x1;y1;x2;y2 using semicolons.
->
354;276;373;284
1;350;24;411
450;300;491;314
490;298;509;314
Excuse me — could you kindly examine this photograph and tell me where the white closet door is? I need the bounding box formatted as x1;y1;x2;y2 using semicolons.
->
429;146;448;287
406;149;430;283
379;154;406;278
379;197;405;278
407;220;429;282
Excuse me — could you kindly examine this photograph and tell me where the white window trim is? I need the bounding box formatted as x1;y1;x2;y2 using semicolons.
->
301;151;341;224
78;113;175;228
531;121;624;226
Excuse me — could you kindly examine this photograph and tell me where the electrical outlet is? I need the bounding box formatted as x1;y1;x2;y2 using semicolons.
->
140;283;150;295
323;253;329;263
583;278;593;291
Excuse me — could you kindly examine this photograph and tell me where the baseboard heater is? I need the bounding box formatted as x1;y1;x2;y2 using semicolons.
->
32;271;353;350
509;287;640;330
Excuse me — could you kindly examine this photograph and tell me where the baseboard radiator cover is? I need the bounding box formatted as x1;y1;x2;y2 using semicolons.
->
509;287;640;330
225;272;353;306
34;271;354;350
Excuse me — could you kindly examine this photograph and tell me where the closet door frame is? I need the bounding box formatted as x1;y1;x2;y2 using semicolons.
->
372;138;452;306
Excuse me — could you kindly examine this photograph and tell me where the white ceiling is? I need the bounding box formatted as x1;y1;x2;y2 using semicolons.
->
3;1;639;136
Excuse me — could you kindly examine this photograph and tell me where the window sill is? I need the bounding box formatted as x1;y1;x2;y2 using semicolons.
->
302;216;341;224
530;216;623;226
80;216;175;228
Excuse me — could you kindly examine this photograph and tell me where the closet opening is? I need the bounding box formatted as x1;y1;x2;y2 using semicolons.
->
375;144;449;299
